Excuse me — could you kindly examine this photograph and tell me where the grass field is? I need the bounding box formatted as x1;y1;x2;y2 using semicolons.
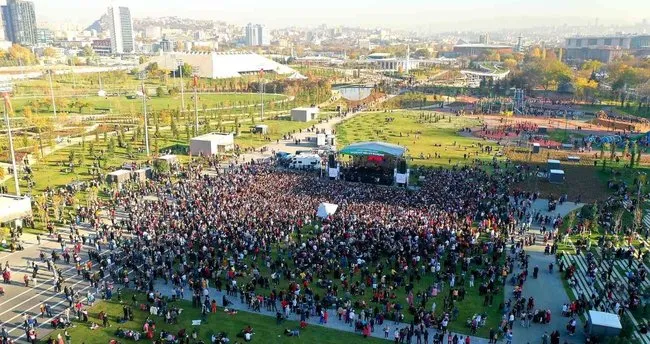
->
10;93;286;116
336;111;500;167
43;291;385;344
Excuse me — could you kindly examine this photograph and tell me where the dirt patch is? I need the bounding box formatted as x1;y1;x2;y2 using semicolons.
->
510;164;610;203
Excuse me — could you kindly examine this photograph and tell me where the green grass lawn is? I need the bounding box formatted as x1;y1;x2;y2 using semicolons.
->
547;130;585;144
11;93;286;116
43;291;386;344
235;117;321;150
336;111;500;167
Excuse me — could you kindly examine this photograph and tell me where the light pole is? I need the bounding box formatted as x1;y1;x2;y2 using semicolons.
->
47;70;57;118
139;71;150;156
259;68;265;122
193;70;199;134
177;59;185;114
0;82;20;196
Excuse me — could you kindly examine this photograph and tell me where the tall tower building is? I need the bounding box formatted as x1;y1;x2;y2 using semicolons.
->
245;23;258;46
1;0;37;45
107;6;134;54
246;23;270;46
258;25;270;46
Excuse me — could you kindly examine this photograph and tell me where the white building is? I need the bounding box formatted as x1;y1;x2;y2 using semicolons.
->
190;133;235;155
149;51;298;79
291;107;319;122
107;6;134;54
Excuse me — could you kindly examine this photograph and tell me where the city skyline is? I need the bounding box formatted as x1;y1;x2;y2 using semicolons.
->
27;0;650;31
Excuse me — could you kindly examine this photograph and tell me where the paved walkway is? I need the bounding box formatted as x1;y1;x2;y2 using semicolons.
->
153;280;490;344
505;250;586;344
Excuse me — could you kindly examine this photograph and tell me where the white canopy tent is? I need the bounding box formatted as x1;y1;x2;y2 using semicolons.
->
0;194;32;223
316;202;338;219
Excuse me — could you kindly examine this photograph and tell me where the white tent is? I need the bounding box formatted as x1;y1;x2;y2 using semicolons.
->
288;72;307;80
0;195;32;223
316;203;338;219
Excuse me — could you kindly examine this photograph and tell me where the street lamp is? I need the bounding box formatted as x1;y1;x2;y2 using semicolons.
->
139;71;150;156
177;59;185;113
192;66;200;134
0;81;20;196
46;69;57;118
259;68;265;122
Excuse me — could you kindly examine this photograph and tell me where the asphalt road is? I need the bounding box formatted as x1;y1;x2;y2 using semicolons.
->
0;213;122;343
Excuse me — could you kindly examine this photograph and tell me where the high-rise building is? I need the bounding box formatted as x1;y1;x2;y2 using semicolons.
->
479;33;490;45
245;23;259;46
245;23;270;46
36;28;53;45
107;6;134;54
1;0;37;46
160;35;173;52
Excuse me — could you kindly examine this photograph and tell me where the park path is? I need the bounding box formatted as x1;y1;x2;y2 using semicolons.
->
504;250;586;344
497;197;586;343
152;280;490;344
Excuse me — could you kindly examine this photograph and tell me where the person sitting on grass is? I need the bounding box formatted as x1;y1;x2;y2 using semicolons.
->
284;328;300;337
237;326;254;342
210;332;230;344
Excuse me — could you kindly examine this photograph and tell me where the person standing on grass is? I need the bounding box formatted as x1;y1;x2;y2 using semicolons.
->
64;329;71;344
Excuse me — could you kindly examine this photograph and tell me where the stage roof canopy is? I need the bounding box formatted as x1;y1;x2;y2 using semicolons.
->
339;141;406;157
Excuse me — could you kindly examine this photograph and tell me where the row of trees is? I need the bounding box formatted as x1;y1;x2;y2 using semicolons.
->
0;44;38;66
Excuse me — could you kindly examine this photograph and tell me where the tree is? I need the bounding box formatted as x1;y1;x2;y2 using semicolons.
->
67;150;76;170
81;46;95;57
35;194;49;225
412;49;431;59
126;142;133;157
179;63;193;78
152;159;170;175
8;44;36;64
107;137;115;155
539;59;573;91
156;86;165;97
503;58;518;71
203;118;211;134
590;202;599;234
574;77;598;102
170;116;179;139
610;142;617;161
88;142;95;157
43;47;57;58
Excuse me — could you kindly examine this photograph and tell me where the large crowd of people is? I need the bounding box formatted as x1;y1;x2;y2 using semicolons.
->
4;155;587;344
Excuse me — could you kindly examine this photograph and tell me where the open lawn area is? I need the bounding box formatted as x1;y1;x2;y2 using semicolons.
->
43;291;386;344
10;93;286;116
336;111;501;167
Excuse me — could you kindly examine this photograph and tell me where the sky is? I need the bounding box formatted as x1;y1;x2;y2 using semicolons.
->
31;0;650;31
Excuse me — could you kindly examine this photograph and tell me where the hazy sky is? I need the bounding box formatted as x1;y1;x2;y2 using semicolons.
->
31;0;650;30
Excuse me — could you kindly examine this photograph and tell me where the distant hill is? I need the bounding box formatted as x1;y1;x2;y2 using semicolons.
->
85;13;108;33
